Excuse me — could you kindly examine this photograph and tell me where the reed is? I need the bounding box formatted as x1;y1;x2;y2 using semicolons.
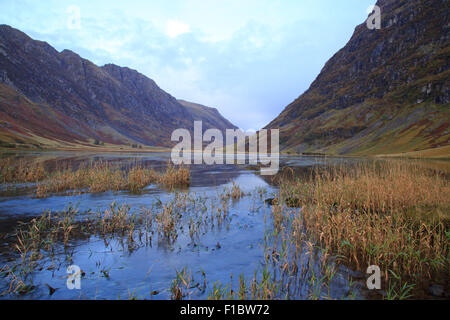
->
0;158;46;183
159;164;190;189
155;204;179;243
170;267;193;300
222;181;245;200
279;160;449;297
35;161;190;197
207;268;281;300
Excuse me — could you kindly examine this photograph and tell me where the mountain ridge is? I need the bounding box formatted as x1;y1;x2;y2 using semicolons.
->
266;0;449;156
0;24;237;149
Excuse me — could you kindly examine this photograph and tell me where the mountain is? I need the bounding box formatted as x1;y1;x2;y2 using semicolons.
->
177;100;238;132
0;25;236;149
266;0;449;157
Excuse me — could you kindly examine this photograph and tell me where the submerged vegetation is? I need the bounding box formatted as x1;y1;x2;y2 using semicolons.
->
0;185;238;297
1;203;148;295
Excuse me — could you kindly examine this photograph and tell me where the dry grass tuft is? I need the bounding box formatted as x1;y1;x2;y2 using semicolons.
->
0;158;46;183
159;164;190;189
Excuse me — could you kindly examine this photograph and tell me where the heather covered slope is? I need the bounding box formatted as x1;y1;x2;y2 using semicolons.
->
266;0;449;157
0;82;93;149
0;25;236;149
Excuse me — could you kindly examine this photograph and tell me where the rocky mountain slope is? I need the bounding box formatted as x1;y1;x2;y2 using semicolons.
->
177;100;238;132
0;25;236;149
266;0;449;157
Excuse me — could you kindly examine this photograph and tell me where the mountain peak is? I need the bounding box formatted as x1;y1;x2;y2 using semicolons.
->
60;49;80;57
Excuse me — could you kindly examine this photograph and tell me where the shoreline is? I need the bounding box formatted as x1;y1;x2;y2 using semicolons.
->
1;146;449;162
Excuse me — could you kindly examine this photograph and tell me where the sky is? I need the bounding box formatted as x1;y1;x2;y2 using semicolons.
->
0;0;376;131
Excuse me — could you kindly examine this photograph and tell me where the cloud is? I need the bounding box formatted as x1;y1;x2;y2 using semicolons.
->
166;20;190;38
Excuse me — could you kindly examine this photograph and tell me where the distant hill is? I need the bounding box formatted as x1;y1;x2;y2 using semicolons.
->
266;0;449;157
0;25;236;149
177;100;238;132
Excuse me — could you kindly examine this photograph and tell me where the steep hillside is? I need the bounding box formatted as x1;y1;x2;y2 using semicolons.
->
0;25;236;149
266;0;449;157
178;100;238;131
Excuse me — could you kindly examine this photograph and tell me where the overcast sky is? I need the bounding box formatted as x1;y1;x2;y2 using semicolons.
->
0;0;375;131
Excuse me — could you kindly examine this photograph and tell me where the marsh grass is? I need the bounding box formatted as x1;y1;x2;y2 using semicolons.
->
278;160;449;298
0;158;46;183
35;161;190;197
170;267;193;300
159;164;190;189
0;158;190;192
155;204;180;243
0;202;154;296
4;158;446;300
221;181;246;201
207;268;281;300
0;187;237;296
